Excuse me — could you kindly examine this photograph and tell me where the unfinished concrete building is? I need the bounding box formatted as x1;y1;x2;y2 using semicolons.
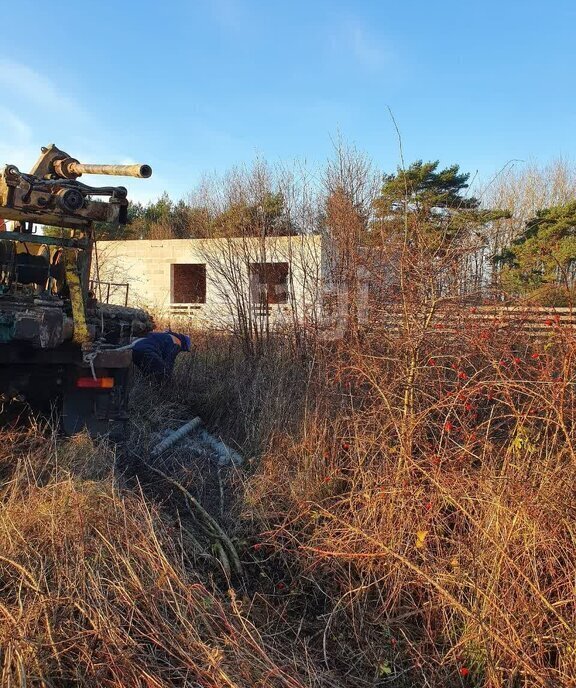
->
94;235;329;330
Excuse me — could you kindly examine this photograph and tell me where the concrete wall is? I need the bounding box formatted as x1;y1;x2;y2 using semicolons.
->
94;235;326;330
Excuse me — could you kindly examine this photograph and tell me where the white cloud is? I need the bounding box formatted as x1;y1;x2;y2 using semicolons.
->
0;59;88;120
0;59;95;174
329;17;392;72
348;21;388;70
0;106;39;172
0;107;32;142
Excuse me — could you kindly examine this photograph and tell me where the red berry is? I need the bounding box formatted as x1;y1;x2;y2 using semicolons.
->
459;666;470;677
341;442;350;450
276;582;286;590
428;358;436;366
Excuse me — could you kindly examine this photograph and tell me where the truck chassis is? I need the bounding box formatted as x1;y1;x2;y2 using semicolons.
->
0;144;152;437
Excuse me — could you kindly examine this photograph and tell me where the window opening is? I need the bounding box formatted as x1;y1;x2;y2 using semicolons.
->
249;262;289;304
172;263;206;303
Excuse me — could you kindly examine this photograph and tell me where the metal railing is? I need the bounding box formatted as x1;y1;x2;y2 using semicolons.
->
90;280;129;307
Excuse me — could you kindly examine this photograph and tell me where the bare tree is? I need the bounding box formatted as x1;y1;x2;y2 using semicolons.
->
481;158;576;286
322;138;379;340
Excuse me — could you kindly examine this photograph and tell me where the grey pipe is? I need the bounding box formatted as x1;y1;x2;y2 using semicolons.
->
151;417;202;457
198;429;243;466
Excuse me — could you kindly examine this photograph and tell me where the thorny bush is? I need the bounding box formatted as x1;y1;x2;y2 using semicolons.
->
235;308;576;687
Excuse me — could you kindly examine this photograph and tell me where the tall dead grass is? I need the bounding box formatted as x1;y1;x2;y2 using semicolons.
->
1;323;574;686
0;428;329;687
177;316;576;687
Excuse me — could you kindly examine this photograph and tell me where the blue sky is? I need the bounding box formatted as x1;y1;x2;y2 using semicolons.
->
1;0;575;203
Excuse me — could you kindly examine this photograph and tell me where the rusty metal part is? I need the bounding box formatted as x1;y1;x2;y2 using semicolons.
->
12;307;67;349
1;165;130;229
29;144;152;180
90;348;132;369
59;161;152;179
0;143;152;229
0;232;89;249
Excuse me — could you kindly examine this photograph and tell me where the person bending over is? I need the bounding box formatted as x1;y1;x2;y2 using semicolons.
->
131;331;191;381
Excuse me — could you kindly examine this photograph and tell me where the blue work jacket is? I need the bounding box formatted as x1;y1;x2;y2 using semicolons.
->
132;333;183;379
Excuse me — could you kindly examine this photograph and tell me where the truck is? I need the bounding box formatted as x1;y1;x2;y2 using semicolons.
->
0;144;154;437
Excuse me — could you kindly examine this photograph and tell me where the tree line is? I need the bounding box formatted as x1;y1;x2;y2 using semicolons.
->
98;152;576;306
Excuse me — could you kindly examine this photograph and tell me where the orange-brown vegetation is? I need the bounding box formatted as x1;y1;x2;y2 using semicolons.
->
1;312;575;686
185;310;575;687
1;152;576;686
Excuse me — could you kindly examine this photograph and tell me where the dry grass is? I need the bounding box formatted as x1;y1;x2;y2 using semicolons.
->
1;318;575;686
177;322;576;687
0;429;328;687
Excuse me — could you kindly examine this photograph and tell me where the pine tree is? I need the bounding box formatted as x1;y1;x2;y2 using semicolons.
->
373;160;506;253
494;201;576;303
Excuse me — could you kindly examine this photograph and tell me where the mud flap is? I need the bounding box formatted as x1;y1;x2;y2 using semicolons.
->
62;366;131;439
62;390;116;436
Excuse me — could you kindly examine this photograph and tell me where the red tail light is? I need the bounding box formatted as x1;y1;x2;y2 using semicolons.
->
76;377;114;389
